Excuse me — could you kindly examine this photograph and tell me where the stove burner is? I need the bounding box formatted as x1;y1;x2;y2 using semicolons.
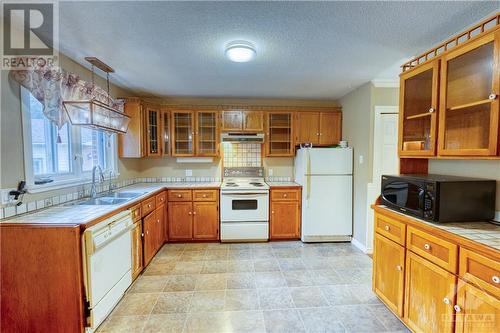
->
250;182;264;187
225;183;239;187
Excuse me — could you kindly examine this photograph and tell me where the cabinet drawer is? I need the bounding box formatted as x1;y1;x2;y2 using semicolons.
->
130;204;142;222
407;226;458;273
193;190;218;202
141;197;156;217
271;189;300;201
375;213;406;246
168;190;192;202
156;191;166;206
459;248;500;298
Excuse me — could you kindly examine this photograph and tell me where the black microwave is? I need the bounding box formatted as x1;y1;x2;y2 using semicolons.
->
381;174;496;222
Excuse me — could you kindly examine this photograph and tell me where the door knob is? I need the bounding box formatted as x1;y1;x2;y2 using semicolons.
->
454;305;461;312
443;297;450;305
488;93;497;100
424;243;431;251
384;225;390;231
492;275;500;284
428;107;435;113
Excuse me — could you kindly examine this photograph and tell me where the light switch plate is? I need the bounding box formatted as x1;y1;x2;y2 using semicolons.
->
1;189;16;205
359;155;364;164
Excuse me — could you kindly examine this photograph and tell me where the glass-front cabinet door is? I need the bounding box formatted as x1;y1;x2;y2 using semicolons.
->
438;32;499;156
161;109;171;156
145;106;161;156
399;60;439;157
172;111;194;156
267;112;294;156
195;111;218;156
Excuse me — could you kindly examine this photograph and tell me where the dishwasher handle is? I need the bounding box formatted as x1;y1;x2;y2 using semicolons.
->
85;215;134;253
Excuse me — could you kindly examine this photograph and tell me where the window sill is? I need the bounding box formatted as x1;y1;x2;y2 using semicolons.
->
27;174;121;194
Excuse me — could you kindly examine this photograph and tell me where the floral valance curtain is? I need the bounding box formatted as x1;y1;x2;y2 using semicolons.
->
9;62;123;129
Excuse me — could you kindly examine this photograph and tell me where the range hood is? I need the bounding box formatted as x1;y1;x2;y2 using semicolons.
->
221;132;265;143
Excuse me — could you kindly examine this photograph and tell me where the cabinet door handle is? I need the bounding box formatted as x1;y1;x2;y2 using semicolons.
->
193;211;196;215
146;231;149;235
489;93;497;100
203;194;207;198
443;297;450;305
316;133;319;136
157;219;160;223
141;233;144;237
453;305;461;312
396;265;402;271
188;211;192;215
283;194;288;198
384;225;390;231
272;211;275;214
428;107;435;113
492;275;500;284
148;204;151;208
423;243;431;251
177;194;182;198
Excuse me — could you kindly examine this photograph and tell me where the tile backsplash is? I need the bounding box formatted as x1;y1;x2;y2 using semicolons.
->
223;143;261;167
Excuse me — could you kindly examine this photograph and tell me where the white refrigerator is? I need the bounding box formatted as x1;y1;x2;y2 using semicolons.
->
294;147;353;242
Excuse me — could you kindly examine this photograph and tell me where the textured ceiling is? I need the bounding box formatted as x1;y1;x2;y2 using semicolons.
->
58;1;499;99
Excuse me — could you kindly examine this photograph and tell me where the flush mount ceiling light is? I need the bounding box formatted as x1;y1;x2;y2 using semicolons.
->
225;41;256;62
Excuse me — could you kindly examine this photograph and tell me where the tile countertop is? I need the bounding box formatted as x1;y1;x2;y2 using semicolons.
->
1;182;221;228
266;181;301;187
377;205;500;251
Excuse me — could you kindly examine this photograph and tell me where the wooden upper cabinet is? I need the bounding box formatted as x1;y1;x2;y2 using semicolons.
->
399;60;439;157
296;112;320;145
243;111;264;131
373;233;405;317
221;110;263;132
119;99;144;158
319;112;341;145
404;250;456;333
438;32;499;156
145;105;161;157
160;108;171;156
295;111;341;146
172;110;195;156
221;110;243;131
266;112;294;156
195;110;219;156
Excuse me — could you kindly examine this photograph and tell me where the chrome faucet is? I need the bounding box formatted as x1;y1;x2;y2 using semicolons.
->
90;166;104;198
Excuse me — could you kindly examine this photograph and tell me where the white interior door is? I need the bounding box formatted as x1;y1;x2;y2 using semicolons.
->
366;106;399;252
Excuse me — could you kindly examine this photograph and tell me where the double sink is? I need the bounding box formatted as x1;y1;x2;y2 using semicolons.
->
76;191;147;206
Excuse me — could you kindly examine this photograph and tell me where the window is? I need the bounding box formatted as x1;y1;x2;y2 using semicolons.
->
21;87;118;190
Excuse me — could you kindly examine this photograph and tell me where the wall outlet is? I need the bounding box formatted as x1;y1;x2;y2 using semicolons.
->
268;169;274;176
359;155;364;164
185;169;193;177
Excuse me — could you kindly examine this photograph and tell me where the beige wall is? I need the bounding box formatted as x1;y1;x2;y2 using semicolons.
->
429;160;500;211
340;82;399;248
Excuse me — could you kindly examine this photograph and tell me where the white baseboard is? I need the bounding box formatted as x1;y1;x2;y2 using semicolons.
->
351;238;372;254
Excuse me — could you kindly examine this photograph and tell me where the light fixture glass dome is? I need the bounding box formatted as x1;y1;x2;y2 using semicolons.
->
225;41;256;62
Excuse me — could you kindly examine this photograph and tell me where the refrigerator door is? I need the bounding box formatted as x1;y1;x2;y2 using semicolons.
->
307;148;353;175
301;174;353;242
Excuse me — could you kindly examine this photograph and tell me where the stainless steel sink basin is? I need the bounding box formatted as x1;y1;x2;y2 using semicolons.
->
103;191;146;199
78;197;129;206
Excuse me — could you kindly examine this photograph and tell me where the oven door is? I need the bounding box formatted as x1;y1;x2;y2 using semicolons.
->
220;191;269;222
381;177;425;218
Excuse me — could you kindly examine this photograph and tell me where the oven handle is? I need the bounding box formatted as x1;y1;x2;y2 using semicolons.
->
221;192;268;196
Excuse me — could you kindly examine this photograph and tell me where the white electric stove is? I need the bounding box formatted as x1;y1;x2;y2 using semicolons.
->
220;167;269;242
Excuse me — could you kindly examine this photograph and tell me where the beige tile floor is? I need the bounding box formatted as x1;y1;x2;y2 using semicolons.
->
98;241;410;333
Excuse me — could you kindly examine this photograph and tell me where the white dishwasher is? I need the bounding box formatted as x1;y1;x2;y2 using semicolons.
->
82;210;134;332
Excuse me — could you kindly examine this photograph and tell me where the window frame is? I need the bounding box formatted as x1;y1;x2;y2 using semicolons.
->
21;87;119;193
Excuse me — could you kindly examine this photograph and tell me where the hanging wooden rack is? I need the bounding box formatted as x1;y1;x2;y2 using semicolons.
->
401;12;500;72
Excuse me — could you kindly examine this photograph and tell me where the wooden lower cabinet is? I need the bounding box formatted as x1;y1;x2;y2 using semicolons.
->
404;250;457;333
142;211;157;266
455;280;500;333
131;222;143;280
168;201;193;240
269;187;301;240
193;202;219;240
373;233;405;316
270;201;301;239
154;204;165;248
167;189;220;241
